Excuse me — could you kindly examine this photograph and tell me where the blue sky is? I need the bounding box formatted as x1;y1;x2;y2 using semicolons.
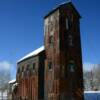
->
0;0;99;79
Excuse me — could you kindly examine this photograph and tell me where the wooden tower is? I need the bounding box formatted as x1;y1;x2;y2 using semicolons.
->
44;2;84;100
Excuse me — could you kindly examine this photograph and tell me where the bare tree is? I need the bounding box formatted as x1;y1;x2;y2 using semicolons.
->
84;64;100;91
93;64;100;90
0;70;11;100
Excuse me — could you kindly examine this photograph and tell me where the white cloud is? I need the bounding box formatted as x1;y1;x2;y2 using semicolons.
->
83;63;98;71
0;61;13;71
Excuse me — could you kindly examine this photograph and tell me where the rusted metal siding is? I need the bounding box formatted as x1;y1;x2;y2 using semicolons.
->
59;5;84;100
16;56;39;100
44;9;60;100
44;3;84;100
16;51;45;100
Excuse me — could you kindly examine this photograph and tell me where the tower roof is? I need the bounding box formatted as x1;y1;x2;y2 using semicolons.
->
44;2;81;19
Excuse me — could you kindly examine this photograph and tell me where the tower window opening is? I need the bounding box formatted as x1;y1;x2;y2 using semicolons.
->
66;17;72;30
49;35;54;47
66;18;69;30
68;35;73;46
68;61;75;73
48;62;52;70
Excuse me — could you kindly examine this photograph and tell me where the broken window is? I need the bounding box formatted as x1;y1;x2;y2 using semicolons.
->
66;15;73;30
32;63;36;71
48;62;52;70
17;67;20;74
68;61;75;73
21;66;24;78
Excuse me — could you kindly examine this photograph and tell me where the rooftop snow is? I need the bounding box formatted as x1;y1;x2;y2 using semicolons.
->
17;46;45;63
8;79;16;84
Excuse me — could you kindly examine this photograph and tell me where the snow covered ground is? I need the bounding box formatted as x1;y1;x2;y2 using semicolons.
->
0;90;7;99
